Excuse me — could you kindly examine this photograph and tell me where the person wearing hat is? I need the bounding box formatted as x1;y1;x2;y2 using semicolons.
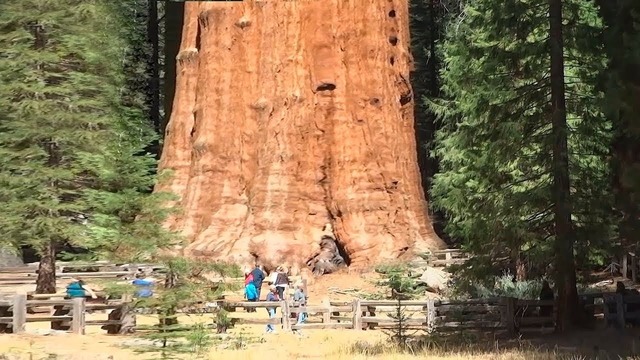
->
274;266;290;301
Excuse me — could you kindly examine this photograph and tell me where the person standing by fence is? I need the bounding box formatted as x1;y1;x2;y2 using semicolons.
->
293;283;307;324
292;282;308;335
244;269;258;312
132;273;155;298
274;266;290;300
65;278;97;300
250;264;265;300
265;285;279;334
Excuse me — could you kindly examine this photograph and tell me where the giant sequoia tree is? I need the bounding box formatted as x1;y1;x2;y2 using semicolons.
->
157;1;445;273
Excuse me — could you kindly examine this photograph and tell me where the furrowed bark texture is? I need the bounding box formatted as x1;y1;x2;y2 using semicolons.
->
156;0;445;273
548;0;578;331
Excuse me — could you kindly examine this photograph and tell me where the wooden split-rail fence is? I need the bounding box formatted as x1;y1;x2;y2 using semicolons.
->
0;293;134;335
620;252;639;283
0;262;305;288
0;262;162;287
0;293;638;335
413;249;472;268
219;297;556;334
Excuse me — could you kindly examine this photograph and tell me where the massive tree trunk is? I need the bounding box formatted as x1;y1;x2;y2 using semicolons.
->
548;0;578;331
156;0;445;273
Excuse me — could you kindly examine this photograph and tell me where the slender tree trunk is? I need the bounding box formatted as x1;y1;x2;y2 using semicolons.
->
515;257;526;282
548;0;578;331
156;1;445;273
35;240;56;294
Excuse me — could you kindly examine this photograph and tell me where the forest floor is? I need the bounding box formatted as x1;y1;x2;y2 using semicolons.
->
0;271;637;360
0;311;638;360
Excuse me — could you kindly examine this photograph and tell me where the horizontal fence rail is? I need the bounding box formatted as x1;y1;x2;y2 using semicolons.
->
0;294;134;335
0;292;638;335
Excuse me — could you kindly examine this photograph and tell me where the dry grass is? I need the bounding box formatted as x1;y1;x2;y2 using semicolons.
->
1;311;638;360
1;271;638;360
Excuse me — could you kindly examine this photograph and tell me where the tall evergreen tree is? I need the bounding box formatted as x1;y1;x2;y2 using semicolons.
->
430;0;611;328
596;0;640;258
0;0;174;292
0;0;126;292
410;0;457;240
81;1;175;262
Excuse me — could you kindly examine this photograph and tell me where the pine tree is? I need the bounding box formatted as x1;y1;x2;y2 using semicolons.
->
0;0;135;292
595;0;640;257
79;1;176;262
0;0;172;291
429;0;612;328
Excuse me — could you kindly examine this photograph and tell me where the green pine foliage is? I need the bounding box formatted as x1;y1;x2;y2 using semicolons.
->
0;0;174;284
429;0;614;283
0;0;126;258
597;0;640;253
134;258;241;359
78;0;176;262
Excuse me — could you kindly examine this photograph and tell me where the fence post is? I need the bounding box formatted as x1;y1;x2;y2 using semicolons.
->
280;300;291;331
12;294;26;334
615;293;625;329
426;299;436;332
71;297;86;335
632;254;637;283
500;297;516;335
119;294;135;334
321;298;330;323
352;299;362;331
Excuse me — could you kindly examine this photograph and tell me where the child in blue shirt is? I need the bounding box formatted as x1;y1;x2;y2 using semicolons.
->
265;285;279;333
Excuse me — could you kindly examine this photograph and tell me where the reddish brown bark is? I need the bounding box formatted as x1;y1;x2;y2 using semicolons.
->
156;0;445;273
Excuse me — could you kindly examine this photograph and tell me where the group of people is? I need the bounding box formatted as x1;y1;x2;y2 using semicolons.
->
244;264;308;334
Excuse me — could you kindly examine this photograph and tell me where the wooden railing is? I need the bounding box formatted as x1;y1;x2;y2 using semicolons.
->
217;296;555;334
582;292;640;328
621;252;639;283
413;249;472;268
0;294;134;335
3;293;635;336
0;263;303;287
0;263;160;287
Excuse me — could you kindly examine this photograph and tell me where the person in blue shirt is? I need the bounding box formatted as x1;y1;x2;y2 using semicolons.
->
66;278;97;299
132;273;155;298
293;283;308;324
265;285;279;333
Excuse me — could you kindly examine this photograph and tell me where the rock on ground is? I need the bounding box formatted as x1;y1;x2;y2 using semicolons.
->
417;267;451;293
0;247;23;267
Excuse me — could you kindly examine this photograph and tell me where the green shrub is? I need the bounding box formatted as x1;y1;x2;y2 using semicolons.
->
374;262;421;299
457;272;543;300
